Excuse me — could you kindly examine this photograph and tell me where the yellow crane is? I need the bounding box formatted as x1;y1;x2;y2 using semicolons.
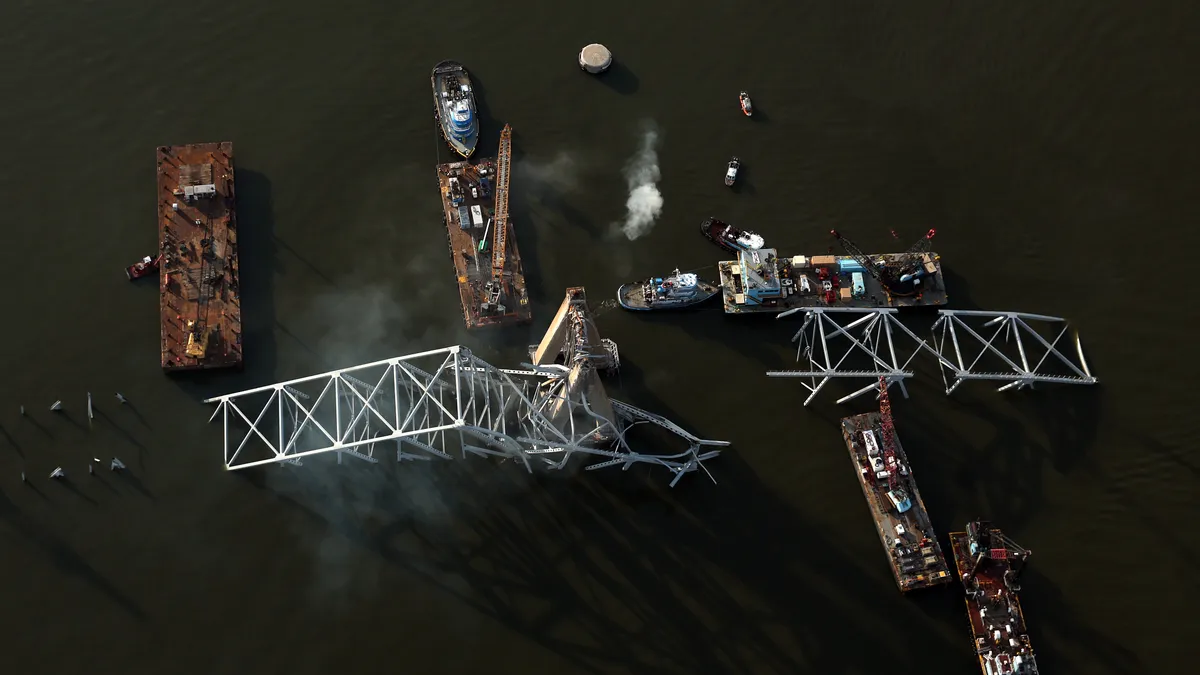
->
489;124;512;283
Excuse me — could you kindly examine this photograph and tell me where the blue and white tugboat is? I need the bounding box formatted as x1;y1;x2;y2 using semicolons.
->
432;60;480;158
617;268;720;311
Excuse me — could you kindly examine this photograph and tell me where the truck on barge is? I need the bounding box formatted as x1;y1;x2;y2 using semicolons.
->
718;229;946;314
840;382;952;592
950;521;1040;675
437;124;531;329
157;142;242;372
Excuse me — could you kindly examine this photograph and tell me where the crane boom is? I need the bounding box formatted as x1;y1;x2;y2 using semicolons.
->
490;124;512;279
877;378;899;489
897;228;936;270
830;229;886;282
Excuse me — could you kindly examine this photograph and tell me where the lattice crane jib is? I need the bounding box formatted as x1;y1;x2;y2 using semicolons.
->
830;229;886;282
877;378;899;489
490;124;512;281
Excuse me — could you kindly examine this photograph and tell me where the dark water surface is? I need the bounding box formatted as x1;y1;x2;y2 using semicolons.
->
2;2;1197;673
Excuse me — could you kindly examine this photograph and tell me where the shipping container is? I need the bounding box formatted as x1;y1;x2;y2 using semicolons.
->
852;272;866;297
470;205;484;226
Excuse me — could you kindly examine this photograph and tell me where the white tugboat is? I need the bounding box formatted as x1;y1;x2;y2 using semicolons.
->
617;269;720;311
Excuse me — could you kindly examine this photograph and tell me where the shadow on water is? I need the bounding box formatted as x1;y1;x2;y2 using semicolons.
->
940;267;979;311
1021;565;1146;675
469;73;501;157
0;487;148;621
171;168;279;402
1;423;22;457
505;137;550;311
245;443;965;675
619;310;792;373
592;61;640;95
56;476;99;506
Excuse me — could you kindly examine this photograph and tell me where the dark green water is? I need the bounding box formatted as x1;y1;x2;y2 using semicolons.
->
2;2;1197;673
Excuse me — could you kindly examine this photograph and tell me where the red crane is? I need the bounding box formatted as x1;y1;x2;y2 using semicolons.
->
877;377;899;489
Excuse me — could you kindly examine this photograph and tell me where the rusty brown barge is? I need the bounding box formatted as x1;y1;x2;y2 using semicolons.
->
157;142;243;372
840;383;952;592
950;521;1040;675
437;123;531;329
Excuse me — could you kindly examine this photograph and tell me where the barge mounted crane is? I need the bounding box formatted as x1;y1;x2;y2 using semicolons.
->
435;123;531;329
950;521;1040;675
717;228;947;314
839;379;952;592
482;125;513;315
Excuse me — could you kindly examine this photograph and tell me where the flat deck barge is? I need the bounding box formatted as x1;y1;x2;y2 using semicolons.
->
437;124;530;329
719;249;947;314
841;409;952;592
950;521;1040;674
157;142;243;372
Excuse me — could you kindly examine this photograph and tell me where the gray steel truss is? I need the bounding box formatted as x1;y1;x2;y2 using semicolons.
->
930;309;1097;394
204;346;728;487
766;307;1097;405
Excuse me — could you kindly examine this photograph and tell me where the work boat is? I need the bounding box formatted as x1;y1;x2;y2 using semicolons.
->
739;91;753;116
617;268;720;311
431;60;480;158
725;156;740;187
701;218;765;253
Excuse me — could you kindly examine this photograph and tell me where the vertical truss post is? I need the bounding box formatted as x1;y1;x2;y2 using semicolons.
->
768;307;1098;405
929;310;1098;393
203;345;728;487
765;308;934;406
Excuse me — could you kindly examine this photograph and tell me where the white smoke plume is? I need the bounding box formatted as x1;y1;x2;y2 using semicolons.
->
617;122;663;241
515;152;579;194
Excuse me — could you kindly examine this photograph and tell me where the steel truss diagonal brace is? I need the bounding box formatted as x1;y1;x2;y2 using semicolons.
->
764;307;942;406
203;346;728;487
930;310;1098;394
765;307;1098;405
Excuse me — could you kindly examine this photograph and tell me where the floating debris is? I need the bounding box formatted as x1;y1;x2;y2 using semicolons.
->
49;401;63;412
21;471;26;483
88;463;94;475
87;392;94;420
19;405;25;416
110;458;126;471
49;467;65;479
116;393;128;404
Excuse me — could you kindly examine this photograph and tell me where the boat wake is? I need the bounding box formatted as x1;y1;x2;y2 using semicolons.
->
617;121;663;241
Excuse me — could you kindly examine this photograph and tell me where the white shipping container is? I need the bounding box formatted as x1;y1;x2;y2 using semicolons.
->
862;429;880;457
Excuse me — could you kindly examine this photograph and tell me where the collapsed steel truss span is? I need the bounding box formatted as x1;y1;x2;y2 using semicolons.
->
766;308;1097;405
204;346;728;486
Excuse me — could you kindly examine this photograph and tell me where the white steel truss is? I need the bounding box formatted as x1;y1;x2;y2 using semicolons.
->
765;307;936;406
204;346;728;487
931;310;1097;394
766;308;1097;405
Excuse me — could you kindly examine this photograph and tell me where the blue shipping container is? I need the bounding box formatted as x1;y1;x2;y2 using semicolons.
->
852;272;866;297
458;206;471;230
839;259;865;273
